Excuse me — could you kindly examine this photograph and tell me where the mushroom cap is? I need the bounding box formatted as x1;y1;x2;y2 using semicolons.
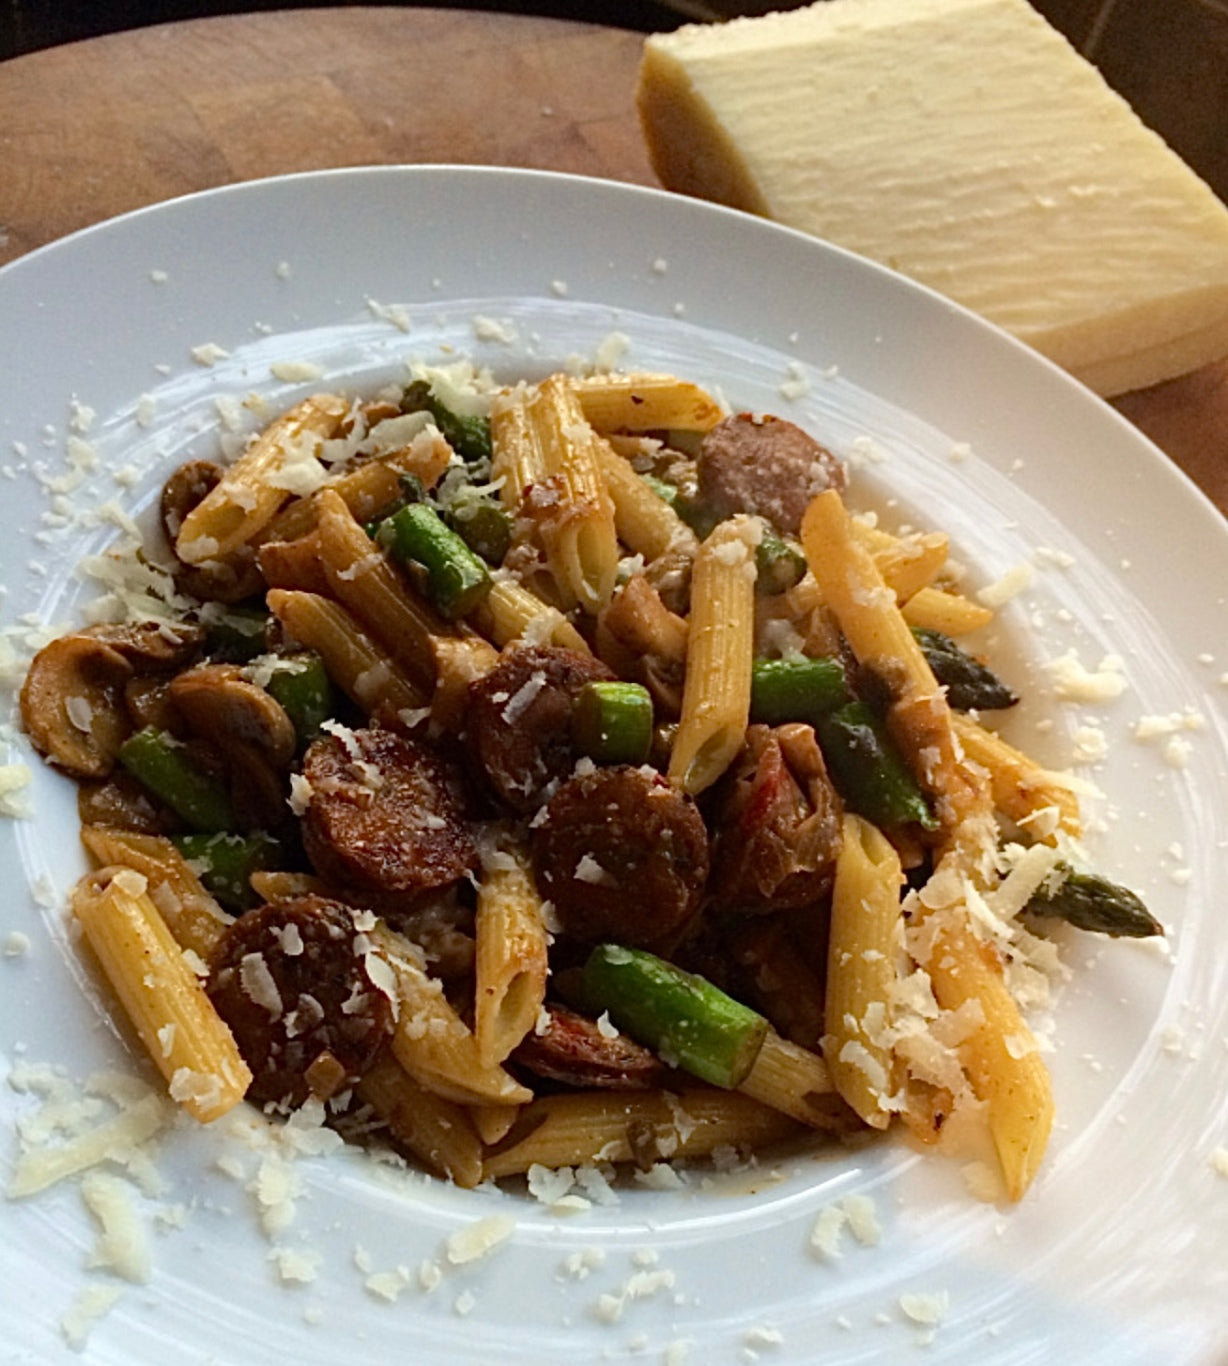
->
169;663;297;768
19;634;134;777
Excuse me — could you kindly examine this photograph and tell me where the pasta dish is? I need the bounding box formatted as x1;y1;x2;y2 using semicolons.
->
17;359;1160;1202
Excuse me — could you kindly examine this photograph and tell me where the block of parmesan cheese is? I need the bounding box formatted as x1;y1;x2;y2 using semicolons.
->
637;0;1228;396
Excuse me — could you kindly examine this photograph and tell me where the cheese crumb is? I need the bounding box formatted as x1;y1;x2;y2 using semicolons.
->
444;1213;515;1265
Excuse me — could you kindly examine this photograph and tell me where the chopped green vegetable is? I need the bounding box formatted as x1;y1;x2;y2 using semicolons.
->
817;701;936;829
754;530;807;595
377;501;493;619
640;472;680;507
172;830;281;912
912;627;1018;711
118;726;234;833
262;652;334;745
581;943;768;1089
572;681;654;765
401;379;491;462
203;605;268;662
1023;867;1163;938
446;498;512;565
750;655;851;727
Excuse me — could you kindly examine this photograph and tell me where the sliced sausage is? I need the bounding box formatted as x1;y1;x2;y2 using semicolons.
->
698;412;845;536
512;1003;670;1090
300;726;476;905
708;723;843;913
531;765;709;947
465;644;616;813
206;895;395;1107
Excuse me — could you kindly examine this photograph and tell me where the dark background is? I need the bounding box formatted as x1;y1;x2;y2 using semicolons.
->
2;0;1226;202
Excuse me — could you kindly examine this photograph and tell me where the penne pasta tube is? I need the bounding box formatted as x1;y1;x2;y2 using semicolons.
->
801;489;986;832
901;585;995;635
314;487;499;701
823;814;903;1128
951;713;1081;839
79;825;233;961
472;835;549;1068
266;589;429;722
370;924;532;1109
492;376;620;613
593;439;699;563
176;393;349;563
572;372;725;433
802;490;935;691
669;515;759;795
471;575;591;653
481;1087;801;1180
262;433;454;543
920;907;1055;1202
854;524;949;603
468;1104;521;1146
738;1031;843;1130
357;1048;484;1188
71;867;252;1123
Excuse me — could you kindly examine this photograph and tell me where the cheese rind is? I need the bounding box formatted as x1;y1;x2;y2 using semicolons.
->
638;0;1228;396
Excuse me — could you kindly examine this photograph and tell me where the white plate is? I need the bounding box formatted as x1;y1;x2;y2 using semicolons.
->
1;167;1226;1366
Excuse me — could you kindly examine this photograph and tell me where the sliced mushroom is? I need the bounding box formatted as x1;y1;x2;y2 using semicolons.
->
20;633;135;777
169;664;297;769
91;619;206;671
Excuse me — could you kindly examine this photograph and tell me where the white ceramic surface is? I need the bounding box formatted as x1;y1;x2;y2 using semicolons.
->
0;167;1225;1365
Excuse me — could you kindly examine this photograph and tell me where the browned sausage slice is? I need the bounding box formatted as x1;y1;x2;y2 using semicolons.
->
300;726;476;902
206;895;395;1107
512;1004;670;1090
465;644;616;813
698;413;845;536
531;765;709;947
708;723;843;913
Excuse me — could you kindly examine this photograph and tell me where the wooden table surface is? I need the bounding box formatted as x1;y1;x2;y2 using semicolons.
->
1;4;1225;519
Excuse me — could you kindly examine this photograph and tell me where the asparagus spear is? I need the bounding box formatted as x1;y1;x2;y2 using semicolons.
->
750;655;851;726
401;379;492;462
754;530;808;595
118;726;235;833
172;830;281;912
377;501;493;619
1023;867;1163;938
262;652;334;746
912;627;1018;711
572;681;654;765
581;943;768;1089
817;701;937;829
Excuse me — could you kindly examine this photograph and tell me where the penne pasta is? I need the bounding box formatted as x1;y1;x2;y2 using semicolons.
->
371;924;532;1109
738;1030;844;1130
481;1086;801;1180
572;372;725;433
176;394;349;564
593;439;699;563
266;588;429;722
313;487;498;703
668;515;759;795
71;867;251;1123
951;713;1082;839
79;826;233;961
901;585;995;635
491;375;620;613
262;433;455;543
472;835;550;1068
918;906;1055;1202
470;575;591;653
823;814;903;1129
357;1048;484;1188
